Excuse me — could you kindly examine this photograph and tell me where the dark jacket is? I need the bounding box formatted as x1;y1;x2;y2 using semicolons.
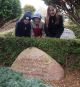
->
45;15;64;38
15;21;31;37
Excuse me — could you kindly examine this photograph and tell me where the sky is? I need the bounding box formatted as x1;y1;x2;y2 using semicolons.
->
20;0;47;10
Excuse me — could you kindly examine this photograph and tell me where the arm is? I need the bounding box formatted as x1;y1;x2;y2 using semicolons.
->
15;22;20;36
42;22;46;37
31;22;35;38
59;15;64;30
44;16;50;36
56;15;64;38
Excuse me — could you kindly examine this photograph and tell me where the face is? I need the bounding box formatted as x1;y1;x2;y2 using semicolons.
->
23;19;30;24
33;18;40;24
49;6;57;16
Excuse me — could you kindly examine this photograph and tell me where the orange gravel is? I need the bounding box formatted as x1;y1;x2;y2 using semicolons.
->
47;69;80;87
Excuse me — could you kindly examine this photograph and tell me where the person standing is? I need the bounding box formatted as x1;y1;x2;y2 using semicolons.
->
15;11;32;37
45;4;64;38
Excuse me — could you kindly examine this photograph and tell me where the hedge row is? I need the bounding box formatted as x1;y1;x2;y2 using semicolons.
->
0;37;80;69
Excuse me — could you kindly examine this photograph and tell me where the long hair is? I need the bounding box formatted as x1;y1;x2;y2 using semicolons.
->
45;4;60;26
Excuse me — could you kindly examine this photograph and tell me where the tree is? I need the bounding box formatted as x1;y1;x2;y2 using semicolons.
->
23;5;35;13
0;0;22;27
43;0;80;25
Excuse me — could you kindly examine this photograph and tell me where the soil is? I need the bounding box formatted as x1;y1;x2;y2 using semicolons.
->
48;69;80;87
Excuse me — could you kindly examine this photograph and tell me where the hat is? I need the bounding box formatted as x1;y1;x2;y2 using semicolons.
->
23;11;32;20
32;12;42;19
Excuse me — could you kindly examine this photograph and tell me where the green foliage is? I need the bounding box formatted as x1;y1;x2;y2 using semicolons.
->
65;20;80;38
0;37;80;69
43;0;80;25
23;5;35;13
0;0;22;26
11;0;22;19
0;67;52;87
42;0;58;5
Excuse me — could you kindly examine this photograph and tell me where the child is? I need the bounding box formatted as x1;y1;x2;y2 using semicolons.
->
45;4;64;38
15;11;32;37
31;12;44;37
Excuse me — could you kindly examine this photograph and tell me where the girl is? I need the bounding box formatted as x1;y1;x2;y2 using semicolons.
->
31;12;45;37
15;11;32;37
45;4;64;38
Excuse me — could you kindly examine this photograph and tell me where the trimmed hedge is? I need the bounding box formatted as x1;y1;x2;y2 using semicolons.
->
0;37;80;69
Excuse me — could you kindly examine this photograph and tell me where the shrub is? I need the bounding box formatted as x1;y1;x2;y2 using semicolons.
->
64;20;80;38
23;4;35;13
0;0;22;27
0;67;52;87
0;37;80;69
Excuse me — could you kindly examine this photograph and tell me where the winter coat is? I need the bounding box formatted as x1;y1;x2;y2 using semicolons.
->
15;21;31;37
45;15;64;38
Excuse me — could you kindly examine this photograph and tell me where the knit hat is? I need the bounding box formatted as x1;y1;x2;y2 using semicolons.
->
23;11;32;20
32;12;42;19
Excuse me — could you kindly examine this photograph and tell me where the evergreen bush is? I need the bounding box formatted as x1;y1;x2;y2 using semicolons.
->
0;37;80;69
0;0;22;27
0;67;52;87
